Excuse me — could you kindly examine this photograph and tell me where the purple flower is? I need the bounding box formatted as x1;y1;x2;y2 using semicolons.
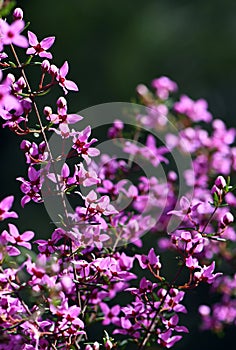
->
157;329;182;348
72;126;100;164
2;223;34;250
0;75;21;112
26;31;55;59
56;61;79;94
0;19;28;50
46;97;83;132
194;261;222;284
152;76;178;99
100;302;120;325
68;163;101;187
0;195;18;221
174;95;212;122
113;317;140;338
136;248;161;270
168;196;201;221
17;166;43;207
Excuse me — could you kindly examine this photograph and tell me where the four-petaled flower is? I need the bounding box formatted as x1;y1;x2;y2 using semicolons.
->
0;195;18;221
0;19;28;50
2;223;34;250
56;61;79;94
100;303;120;325
26;31;55;59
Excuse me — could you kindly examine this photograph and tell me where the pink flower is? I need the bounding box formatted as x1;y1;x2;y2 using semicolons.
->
0;195;18;221
157;329;182;348
0;19;28;50
168;196;200;219
100;302;120;325
26;31;55;59
0;75;21;112
194;261;222;284
72;126;100;164
152;76;178;100
2;223;34;250
46;97;83;130
56;61;78;94
174;95;212;122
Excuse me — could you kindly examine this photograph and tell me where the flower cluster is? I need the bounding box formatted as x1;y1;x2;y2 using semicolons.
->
0;4;236;350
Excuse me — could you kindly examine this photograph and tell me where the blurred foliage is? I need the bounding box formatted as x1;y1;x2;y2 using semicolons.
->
0;0;16;17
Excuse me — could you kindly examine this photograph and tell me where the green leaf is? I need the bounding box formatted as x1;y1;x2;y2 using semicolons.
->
65;185;77;194
24;55;33;66
8;61;17;68
0;0;16;17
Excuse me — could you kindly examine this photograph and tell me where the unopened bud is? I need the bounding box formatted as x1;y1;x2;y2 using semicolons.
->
113;119;123;130
105;339;113;349
85;346;93;350
222;212;234;226
57;97;67;109
44;106;52;117
13;8;24;20
136;83;149;96
49;64;58;76
93;342;100;350
6;73;15;84
17;77;26;89
41;60;51;72
21;98;32;114
211;184;221;196
215;176;226;190
168;171;177;182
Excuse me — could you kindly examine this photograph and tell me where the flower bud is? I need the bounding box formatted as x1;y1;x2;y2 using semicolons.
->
22;98;32;114
17;77;26;90
198;304;211;316
136;83;149;96
57;97;67;109
49;64;58;76
13;8;24;20
41;60;50;72
44;106;52;117
222;212;234;226
215;176;226;190
113;119;123;130
211;184;221;196
168;171;177;182
93;342;100;350
6;73;15;84
105;339;113;349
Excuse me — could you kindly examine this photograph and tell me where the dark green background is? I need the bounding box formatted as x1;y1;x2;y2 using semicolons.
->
1;0;236;348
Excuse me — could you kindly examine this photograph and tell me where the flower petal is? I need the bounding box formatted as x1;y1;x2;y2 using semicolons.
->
28;31;38;46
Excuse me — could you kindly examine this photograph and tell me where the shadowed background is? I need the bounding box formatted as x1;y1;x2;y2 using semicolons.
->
1;0;236;348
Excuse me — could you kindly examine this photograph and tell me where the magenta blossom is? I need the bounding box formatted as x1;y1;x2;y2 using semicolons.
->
100;302;120;325
56;61;79;94
194;262;222;284
157;329;182;348
26;31;55;59
152;76;178;100
0;19;28;50
2;223;34;250
0;195;18;221
45;96;83;127
72;126;100;164
174;95;212;122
